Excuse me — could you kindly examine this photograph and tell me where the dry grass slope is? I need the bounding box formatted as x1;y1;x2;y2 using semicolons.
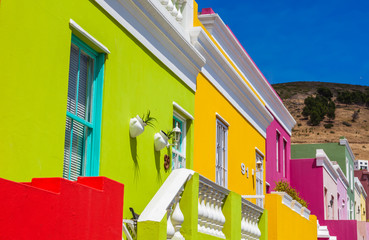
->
273;81;369;160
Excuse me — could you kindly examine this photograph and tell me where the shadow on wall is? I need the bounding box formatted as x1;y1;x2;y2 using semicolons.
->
130;136;140;182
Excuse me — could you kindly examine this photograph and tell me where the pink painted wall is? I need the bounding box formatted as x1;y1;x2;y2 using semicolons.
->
337;177;348;220
323;168;338;220
357;221;368;240
321;220;357;240
290;158;325;220
266;115;291;193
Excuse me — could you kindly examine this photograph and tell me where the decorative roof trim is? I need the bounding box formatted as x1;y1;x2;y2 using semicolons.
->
316;149;338;184
198;13;296;135
94;0;206;92
333;164;349;190
190;27;273;138
339;138;356;162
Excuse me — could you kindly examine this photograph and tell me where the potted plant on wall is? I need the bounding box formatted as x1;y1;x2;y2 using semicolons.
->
154;130;174;151
129;111;156;138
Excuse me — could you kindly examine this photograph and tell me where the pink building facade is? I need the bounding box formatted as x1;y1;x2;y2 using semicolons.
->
265;114;292;193
334;163;349;220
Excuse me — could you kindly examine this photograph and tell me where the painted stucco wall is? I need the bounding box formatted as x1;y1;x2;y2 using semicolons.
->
357;221;369;240
0;0;196;218
266;116;291;193
321;220;358;240
337;177;348;220
290;158;325;220
355;189;361;220
193;73;265;196
360;194;366;221
292;143;355;218
355;170;369;221
323;167;338;220
265;194;317;240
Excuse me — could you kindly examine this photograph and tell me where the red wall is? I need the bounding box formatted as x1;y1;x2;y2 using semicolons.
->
0;177;124;240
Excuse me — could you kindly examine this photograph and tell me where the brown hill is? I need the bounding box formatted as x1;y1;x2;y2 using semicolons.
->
272;81;369;160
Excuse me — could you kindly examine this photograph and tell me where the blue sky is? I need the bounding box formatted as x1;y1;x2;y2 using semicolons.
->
197;0;369;87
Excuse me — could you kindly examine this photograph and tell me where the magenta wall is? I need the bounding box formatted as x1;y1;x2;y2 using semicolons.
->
266;113;291;193
290;158;325;221
321;220;358;240
337;177;348;220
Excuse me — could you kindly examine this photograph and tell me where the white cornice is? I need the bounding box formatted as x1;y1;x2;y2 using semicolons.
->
94;0;206;92
198;13;296;135
316;149;339;184
339;138;356;162
333;164;349;190
190;27;273;138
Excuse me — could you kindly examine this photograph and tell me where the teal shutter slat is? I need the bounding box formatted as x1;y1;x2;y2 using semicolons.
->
69;120;86;181
63;116;72;179
67;45;79;114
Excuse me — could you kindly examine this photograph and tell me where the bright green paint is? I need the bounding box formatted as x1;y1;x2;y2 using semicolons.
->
258;210;268;240
137;173;265;240
0;0;195;218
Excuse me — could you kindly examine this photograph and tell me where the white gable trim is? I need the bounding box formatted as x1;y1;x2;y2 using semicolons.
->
94;0;206;92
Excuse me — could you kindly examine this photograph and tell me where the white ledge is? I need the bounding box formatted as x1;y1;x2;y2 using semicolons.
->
138;168;194;222
173;101;194;120
69;19;111;54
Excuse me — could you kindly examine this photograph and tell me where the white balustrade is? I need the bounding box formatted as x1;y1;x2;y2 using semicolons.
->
167;190;185;240
198;176;228;239
159;0;186;23
241;199;263;240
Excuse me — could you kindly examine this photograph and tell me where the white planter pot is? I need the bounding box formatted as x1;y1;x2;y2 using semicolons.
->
154;131;169;151
293;201;302;213
129;115;147;138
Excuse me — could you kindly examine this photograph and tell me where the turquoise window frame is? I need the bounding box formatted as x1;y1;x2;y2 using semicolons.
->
65;35;105;179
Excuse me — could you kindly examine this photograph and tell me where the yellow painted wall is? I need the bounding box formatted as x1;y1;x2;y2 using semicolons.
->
193;73;265;196
193;1;265;105
265;194;317;240
360;194;366;221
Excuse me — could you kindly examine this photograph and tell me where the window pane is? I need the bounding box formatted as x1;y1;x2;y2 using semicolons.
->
67;45;79;114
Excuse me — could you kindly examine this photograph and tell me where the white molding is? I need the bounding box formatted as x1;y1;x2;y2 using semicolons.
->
339;138;356;162
215;113;230;127
190;27;273;138
333;164;349;190
94;0;206;92
316;149;339;184
198;13;295;135
255;147;265;158
138;168;194;222
173;101;194;120
69;19;111;54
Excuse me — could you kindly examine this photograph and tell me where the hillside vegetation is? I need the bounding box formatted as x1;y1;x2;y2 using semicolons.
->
272;81;369;160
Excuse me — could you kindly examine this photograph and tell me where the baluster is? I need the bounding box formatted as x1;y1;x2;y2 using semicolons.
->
198;183;205;232
171;0;178;17
205;187;214;235
200;184;208;233
166;0;174;11
218;193;226;238
213;191;221;237
171;194;185;240
245;206;252;239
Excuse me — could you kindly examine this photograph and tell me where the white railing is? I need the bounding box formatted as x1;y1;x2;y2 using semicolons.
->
271;192;311;220
241;199;263;240
139;169;265;240
198;175;229;238
158;0;187;24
